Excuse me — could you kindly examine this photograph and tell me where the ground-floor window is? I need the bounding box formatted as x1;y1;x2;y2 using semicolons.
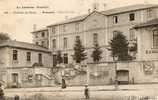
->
53;54;57;66
153;30;158;48
12;73;18;83
63;53;68;64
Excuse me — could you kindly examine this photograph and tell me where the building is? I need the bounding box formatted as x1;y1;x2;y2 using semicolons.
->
0;40;54;88
32;4;158;65
32;28;49;48
134;19;158;60
30;4;158;85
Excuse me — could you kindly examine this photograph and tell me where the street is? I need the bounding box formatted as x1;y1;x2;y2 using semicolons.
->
3;84;158;100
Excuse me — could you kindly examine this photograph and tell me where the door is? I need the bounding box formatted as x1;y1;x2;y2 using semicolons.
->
12;73;18;87
117;70;129;84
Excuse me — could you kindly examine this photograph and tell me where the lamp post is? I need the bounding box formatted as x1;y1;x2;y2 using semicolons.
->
113;56;118;90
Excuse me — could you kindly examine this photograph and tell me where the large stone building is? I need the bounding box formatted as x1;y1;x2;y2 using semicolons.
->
32;4;158;65
0;40;54;88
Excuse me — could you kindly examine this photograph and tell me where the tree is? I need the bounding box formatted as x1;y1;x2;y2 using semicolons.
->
73;38;87;63
109;31;131;61
91;43;102;63
56;50;63;64
0;32;10;41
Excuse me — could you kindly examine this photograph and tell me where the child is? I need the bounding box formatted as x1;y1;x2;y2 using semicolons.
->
84;85;90;99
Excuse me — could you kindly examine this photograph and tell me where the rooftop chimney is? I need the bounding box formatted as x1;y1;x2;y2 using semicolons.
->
88;9;91;14
33;24;37;31
92;2;99;11
103;3;106;11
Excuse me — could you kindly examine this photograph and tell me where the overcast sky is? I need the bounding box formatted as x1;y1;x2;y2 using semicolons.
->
0;0;158;43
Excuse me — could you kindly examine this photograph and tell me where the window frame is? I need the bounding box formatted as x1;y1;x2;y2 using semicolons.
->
52;39;56;49
41;32;45;37
153;30;158;48
93;33;98;44
63;37;68;49
63;53;68;64
26;52;31;62
113;16;118;24
38;53;42;64
129;13;135;21
13;50;18;61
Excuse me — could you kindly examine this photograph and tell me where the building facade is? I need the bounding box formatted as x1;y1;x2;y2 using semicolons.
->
0;40;54;88
30;4;158;85
32;4;158;65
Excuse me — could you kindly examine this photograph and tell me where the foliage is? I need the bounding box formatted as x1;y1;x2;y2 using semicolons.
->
0;32;10;41
73;38;87;63
56;50;63;64
109;31;131;61
91;43;102;63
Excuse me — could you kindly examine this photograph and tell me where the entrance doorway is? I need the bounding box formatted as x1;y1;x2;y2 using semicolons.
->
117;70;129;84
12;73;18;87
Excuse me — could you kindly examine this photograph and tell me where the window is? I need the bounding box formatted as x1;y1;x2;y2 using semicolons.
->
52;39;56;49
147;8;155;18
113;16;118;24
12;73;18;83
26;52;31;62
41;32;45;37
76;36;80;40
52;27;55;33
35;34;38;38
129;13;135;21
153;30;158;48
129;29;135;40
63;37;68;49
63;53;68;64
38;53;42;64
63;25;66;32
13;50;18;61
93;33;98;44
41;41;45;47
53;54;57;66
113;31;118;38
36;42;39;45
75;23;79;32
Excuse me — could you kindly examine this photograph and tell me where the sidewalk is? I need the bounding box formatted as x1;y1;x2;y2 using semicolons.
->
4;84;158;92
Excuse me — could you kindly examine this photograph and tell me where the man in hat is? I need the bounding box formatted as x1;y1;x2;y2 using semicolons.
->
84;84;90;99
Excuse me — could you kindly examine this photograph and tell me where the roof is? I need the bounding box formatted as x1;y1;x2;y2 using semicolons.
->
31;28;48;33
133;18;158;29
102;4;158;15
0;40;50;53
47;14;88;27
39;4;158;29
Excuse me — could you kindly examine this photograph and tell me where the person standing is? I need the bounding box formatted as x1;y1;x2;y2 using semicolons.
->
84;85;90;99
61;78;66;89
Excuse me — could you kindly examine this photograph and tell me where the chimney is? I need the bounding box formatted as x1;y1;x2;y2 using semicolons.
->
92;2;99;11
103;3;106;11
33;24;37;31
88;9;91;14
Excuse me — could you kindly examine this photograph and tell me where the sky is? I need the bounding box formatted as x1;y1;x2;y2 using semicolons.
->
0;0;158;43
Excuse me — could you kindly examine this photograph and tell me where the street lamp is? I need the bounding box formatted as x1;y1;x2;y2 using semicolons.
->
113;55;118;90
